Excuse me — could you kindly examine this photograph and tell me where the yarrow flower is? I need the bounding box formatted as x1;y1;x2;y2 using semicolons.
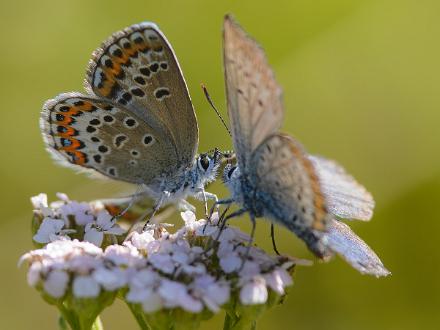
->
22;194;296;329
31;193;126;247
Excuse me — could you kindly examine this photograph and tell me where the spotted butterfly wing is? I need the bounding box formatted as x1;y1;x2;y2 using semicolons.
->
41;93;178;184
85;22;198;168
250;134;390;276
249;134;332;257
223;15;283;171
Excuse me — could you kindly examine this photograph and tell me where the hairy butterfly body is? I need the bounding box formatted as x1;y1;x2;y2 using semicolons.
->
41;22;221;216
221;15;389;277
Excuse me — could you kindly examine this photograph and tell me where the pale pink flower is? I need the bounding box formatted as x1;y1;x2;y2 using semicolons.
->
73;275;100;298
93;268;127;291
84;211;125;246
59;201;94;226
220;252;242;273
264;268;293;295
240;276;268;305
43;270;69;298
33;218;73;243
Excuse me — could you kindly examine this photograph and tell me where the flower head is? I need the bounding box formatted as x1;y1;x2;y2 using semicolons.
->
22;196;296;330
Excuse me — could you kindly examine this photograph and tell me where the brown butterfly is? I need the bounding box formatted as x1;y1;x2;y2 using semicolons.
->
220;15;389;277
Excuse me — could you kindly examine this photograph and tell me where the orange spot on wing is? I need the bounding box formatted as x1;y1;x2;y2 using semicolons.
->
60;138;82;152
56;126;76;138
72;151;87;165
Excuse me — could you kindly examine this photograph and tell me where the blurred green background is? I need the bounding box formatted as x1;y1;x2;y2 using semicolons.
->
1;0;439;329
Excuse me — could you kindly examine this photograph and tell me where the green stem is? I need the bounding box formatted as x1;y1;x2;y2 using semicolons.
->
126;303;151;330
57;303;104;330
91;317;104;330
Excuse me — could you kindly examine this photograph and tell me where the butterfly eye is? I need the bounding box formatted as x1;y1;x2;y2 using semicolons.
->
199;156;210;171
227;166;237;178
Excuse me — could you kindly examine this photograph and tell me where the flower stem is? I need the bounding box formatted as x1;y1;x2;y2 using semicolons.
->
126;303;151;330
91;317;104;330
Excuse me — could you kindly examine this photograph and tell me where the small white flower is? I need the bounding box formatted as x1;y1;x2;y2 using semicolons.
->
31;193;48;209
27;263;42;287
73;275;100;298
149;254;175;274
59;201;94;226
240;276;268;305
264;268;293;295
181;210;196;228
104;244;141;267
159;279;203;313
56;192;70;202
31;193;55;217
68;255;102;274
181;263;206;275
141;292;163;313
220;252;242;273
239;260;261;279
33;218;73;243
44;270;69;298
129;231;155;251
84;211;125;247
93;267;127;291
192;275;230;312
130;269;160;289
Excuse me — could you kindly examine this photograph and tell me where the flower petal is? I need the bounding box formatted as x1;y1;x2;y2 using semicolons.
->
44;270;69;298
84;228;104;247
73;275;100;298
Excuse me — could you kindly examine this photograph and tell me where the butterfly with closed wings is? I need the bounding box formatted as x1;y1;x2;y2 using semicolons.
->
41;22;222;223
220;15;389;277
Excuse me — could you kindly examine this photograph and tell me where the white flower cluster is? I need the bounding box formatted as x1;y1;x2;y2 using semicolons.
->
22;194;294;316
31;193;125;247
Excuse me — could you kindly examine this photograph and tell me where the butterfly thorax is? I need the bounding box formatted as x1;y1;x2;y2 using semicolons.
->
223;165;264;217
150;153;220;203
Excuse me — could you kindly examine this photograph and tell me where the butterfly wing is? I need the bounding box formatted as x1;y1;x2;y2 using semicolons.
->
223;15;283;171
249;134;388;275
309;155;375;221
325;220;390;277
250;134;332;236
85;22;198;168
41;93;178;184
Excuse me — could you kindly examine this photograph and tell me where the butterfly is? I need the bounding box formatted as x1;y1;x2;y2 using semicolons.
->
220;15;389;277
40;22;222;219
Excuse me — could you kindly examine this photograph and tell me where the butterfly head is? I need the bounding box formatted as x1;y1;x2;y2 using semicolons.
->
195;148;223;183
222;162;239;185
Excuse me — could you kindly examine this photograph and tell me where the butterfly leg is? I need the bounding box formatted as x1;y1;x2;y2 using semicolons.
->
213;208;247;242
142;191;170;230
193;188;218;219
270;223;281;255
103;185;145;222
208;198;234;222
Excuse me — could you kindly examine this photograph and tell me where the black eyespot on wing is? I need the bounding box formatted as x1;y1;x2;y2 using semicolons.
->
154;88;170;100
103;115;114;123
86;126;96;133
114;134;127;148
140;67;151;77
131;88;145;97
143;135;153;146
150;62;159;73
93;154;102;163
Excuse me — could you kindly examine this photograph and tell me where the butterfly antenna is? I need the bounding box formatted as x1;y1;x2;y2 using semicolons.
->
201;83;231;137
